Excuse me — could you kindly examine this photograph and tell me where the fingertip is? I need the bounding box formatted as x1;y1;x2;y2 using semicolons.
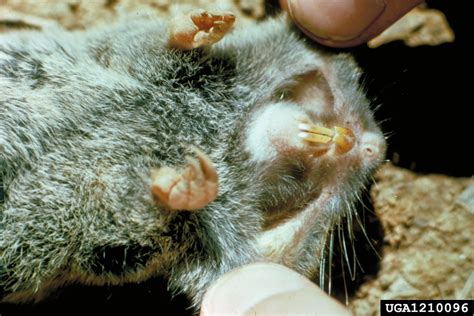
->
200;262;352;315
201;262;307;315
279;0;289;12
282;0;425;47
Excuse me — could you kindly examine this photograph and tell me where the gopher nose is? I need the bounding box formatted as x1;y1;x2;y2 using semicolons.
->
360;132;386;161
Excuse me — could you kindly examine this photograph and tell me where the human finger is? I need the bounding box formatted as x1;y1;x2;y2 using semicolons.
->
281;0;425;47
200;262;352;315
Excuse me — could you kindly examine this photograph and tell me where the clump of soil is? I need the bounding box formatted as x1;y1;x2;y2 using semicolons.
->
350;164;473;315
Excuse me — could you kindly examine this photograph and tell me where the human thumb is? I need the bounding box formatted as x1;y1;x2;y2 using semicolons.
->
200;262;352;315
281;0;425;47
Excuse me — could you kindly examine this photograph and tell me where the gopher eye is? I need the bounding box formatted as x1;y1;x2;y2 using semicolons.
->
275;89;291;101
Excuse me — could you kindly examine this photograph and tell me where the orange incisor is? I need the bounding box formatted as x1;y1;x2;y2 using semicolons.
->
299;123;355;155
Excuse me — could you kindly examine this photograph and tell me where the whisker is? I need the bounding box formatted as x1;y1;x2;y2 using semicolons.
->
354;209;382;260
361;190;378;216
376;117;393;126
319;229;328;291
341;218;354;280
371;102;383;114
338;221;349;305
345;207;359;281
383;131;396;139
328;228;334;295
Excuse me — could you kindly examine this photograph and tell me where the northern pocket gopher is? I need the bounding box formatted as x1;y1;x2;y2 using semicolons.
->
0;10;386;309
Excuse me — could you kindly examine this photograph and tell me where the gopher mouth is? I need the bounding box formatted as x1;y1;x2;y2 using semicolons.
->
298;123;356;156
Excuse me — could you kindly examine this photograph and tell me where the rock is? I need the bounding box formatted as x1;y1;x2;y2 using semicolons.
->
350;164;474;315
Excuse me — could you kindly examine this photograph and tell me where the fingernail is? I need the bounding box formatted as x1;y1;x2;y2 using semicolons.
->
288;0;386;41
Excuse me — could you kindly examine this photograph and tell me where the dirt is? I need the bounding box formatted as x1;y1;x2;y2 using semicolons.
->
350;164;473;315
367;5;454;48
0;0;264;30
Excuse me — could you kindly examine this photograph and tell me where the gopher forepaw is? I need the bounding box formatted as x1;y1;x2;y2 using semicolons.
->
168;9;235;50
151;147;218;211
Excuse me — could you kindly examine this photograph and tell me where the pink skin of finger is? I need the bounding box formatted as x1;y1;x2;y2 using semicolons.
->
280;0;425;47
200;262;352;316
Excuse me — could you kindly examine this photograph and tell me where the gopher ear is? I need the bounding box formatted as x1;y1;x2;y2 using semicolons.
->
282;54;363;117
284;70;334;116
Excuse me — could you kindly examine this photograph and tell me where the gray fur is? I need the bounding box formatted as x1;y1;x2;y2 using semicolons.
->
0;15;384;308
